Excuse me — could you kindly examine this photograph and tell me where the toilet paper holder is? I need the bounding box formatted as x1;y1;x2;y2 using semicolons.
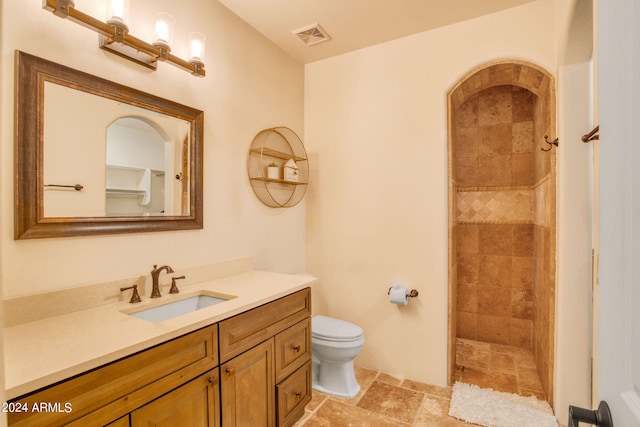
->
387;287;419;298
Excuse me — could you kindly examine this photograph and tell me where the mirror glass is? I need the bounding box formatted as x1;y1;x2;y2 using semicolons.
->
43;82;192;218
15;51;203;239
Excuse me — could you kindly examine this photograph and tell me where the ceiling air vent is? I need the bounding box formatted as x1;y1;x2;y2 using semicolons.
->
292;23;331;46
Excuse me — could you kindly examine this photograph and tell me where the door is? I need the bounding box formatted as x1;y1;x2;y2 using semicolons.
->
596;0;640;425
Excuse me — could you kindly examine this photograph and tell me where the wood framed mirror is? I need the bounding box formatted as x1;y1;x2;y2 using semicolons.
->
14;51;203;239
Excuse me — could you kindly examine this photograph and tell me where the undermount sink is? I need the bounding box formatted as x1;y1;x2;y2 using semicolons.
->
126;292;234;323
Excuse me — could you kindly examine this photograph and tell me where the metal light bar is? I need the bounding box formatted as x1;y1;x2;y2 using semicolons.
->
42;0;205;77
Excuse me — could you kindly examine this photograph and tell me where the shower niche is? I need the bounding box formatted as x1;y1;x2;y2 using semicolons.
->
447;61;557;404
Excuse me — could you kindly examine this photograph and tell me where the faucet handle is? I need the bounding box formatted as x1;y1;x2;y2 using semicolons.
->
169;276;186;294
120;284;142;303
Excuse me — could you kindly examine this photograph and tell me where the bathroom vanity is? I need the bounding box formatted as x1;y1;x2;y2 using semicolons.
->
4;268;314;427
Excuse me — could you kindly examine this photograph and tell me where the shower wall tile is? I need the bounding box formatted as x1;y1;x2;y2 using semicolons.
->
479;124;512;156
456;157;478;187
512;88;535;121
534;178;551;225
478;155;512;186
478;286;511;317
512;257;534;289
457;312;478;340
457;254;480;284
457;283;478;313
479;224;512;255
478;86;513;126
457;224;479;253
513;224;534;256
509;318;533;348
457;95;479;128
512;121;534;153
478;315;510;345
456;127;479;158
456;189;533;223
512;153;535;185
511;288;533;319
479;255;512;287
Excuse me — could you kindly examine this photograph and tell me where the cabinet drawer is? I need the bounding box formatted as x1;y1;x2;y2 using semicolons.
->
219;288;311;362
9;324;218;427
275;318;311;383
276;361;312;427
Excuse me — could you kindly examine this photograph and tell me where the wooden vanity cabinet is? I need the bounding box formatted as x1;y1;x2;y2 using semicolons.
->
8;287;311;427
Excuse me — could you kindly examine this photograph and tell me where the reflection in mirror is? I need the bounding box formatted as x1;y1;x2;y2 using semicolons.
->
15;51;203;239
42;83;191;218
105;117;189;216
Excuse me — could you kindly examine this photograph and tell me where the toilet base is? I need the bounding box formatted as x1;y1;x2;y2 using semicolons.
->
312;359;360;398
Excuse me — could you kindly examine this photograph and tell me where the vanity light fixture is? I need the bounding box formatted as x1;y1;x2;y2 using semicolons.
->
42;0;206;77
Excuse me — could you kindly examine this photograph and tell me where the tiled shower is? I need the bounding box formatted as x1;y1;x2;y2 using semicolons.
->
448;62;556;404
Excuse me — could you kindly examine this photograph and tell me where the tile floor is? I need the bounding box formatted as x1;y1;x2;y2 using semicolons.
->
453;338;546;400
294;339;547;426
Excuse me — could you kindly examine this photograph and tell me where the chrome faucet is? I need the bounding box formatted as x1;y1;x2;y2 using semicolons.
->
150;265;174;298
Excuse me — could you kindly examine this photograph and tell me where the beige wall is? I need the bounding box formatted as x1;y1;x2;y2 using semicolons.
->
305;0;593;420
0;0;306;299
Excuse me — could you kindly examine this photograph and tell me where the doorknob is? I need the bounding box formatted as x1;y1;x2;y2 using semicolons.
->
568;401;613;427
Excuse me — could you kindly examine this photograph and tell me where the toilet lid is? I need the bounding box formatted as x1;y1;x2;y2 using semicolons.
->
312;315;363;341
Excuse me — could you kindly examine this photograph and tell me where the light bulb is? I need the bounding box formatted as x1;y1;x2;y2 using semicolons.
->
107;0;130;27
154;12;175;48
189;32;206;64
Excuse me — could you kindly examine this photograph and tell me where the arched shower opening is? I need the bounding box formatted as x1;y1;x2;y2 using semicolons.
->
447;61;557;404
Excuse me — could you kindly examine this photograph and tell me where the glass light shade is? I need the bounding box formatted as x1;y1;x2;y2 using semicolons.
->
188;32;206;64
107;0;130;26
154;12;176;48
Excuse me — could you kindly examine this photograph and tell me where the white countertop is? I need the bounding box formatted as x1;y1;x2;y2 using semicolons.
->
4;270;317;399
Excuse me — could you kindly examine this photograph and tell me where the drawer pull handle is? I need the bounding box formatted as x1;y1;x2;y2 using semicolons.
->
226;367;235;376
292;345;301;353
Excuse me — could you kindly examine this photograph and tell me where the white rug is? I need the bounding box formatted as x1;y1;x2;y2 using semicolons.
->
448;382;559;427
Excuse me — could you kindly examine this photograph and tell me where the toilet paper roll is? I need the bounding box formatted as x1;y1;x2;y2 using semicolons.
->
389;282;409;305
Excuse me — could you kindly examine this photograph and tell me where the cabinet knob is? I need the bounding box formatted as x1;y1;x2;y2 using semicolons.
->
225;367;236;376
208;375;216;383
294;391;302;398
292;345;301;353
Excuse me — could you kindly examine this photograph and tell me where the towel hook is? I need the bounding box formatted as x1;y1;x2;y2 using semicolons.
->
541;135;559;152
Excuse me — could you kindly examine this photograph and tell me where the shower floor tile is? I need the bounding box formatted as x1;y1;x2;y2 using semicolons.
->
454;338;546;400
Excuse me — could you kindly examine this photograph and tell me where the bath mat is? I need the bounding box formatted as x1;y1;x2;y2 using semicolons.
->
448;382;559;427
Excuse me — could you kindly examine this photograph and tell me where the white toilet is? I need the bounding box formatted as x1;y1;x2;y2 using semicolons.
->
311;315;365;398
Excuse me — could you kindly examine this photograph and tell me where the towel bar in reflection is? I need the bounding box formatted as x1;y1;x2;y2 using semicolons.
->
44;184;84;191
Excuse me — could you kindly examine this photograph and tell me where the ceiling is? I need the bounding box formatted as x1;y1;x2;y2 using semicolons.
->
217;0;538;64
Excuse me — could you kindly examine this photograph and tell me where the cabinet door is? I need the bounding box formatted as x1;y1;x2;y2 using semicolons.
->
106;415;130;427
221;339;275;427
131;368;220;427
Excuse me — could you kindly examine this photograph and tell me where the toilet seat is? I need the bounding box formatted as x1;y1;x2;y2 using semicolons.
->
312;315;363;342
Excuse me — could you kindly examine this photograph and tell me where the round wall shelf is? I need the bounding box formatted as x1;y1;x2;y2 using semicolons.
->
247;127;309;208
